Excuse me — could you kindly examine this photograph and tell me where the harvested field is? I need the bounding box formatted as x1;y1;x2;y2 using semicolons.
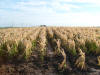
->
0;27;100;75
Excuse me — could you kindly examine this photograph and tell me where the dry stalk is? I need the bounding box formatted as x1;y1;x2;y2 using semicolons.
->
75;48;86;70
55;39;61;54
97;56;100;66
59;48;67;69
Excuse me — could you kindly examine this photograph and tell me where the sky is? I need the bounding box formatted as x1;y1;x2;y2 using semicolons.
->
0;0;100;27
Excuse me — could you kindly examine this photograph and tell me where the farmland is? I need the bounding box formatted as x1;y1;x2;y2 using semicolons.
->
0;27;100;75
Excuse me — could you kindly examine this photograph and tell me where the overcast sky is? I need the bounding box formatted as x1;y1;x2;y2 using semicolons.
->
0;0;100;27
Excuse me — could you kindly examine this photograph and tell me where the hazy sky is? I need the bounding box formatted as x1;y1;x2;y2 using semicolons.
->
0;0;100;27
